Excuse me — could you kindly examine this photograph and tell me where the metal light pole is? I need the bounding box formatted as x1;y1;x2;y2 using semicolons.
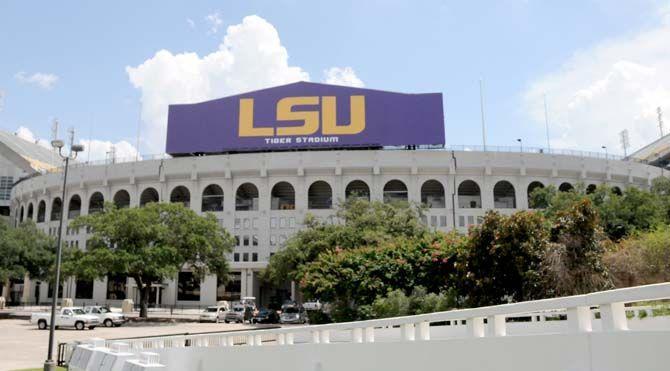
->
517;138;523;153
602;145;608;160
44;139;83;371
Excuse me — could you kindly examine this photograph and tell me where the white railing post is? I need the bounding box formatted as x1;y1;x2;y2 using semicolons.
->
600;302;629;331
278;333;286;345
246;335;255;346
286;333;295;345
418;321;430;341
320;330;330;344
467;317;485;338
364;327;375;343
226;336;235;347
567;306;592;333
486;315;506;337
254;334;263;346
401;323;416;341
353;327;363;343
312;331;320;344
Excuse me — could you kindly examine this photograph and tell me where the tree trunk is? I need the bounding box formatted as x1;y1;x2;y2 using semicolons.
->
139;283;150;318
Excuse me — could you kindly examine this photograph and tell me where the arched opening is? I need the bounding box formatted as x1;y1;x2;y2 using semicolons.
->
19;206;24;222
308;181;333;209
89;192;104;214
202;184;224;212
458;180;481;208
37;201;46;223
27;203;34;220
139;188;159;207
51;198;62;221
493;181;516;208
586;184;597;194
236;183;259;211
421;180;445;208
383;180;408;203
611;186;623;196
68;195;82;219
527;181;544;209
170;186;191;208
559;182;574;192
271;182;295;210
113;190;130;208
345;180;370;201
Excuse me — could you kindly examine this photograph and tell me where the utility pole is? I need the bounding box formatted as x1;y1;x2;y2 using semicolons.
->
543;94;551;152
479;79;487;151
619;129;630;157
659;107;665;138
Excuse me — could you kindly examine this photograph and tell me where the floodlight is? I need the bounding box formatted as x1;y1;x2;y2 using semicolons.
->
51;139;64;149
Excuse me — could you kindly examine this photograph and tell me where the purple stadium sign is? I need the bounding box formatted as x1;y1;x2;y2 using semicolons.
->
166;81;444;154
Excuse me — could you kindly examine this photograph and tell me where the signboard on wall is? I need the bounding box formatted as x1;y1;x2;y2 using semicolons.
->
166;81;444;155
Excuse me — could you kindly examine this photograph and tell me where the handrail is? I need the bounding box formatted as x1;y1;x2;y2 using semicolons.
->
43;144;631;174
102;282;670;350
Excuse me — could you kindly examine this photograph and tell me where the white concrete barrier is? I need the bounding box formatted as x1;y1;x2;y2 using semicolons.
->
72;282;670;371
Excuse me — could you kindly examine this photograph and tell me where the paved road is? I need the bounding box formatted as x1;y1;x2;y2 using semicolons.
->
0;318;253;370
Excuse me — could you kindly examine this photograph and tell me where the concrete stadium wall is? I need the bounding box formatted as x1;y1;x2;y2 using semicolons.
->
8;149;664;306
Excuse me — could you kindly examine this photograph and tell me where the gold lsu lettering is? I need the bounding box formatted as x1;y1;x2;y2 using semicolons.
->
238;95;366;137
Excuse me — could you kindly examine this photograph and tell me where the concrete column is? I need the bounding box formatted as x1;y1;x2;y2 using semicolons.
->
568;306;592;333
246;270;254;298
601;302;628;331
21;273;30;303
240;269;248;298
200;275;217;305
1;282;8;299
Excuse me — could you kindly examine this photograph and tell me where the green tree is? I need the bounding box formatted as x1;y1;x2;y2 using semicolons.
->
543;198;612;296
455;210;549;307
297;232;462;321
64;202;234;317
605;225;670;287
592;186;665;241
264;198;428;285
0;220;55;287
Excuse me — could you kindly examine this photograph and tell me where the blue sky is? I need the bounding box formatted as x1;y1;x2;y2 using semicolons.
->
1;1;669;160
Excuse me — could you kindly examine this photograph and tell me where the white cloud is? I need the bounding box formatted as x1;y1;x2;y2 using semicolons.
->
79;139;140;163
205;11;223;34
126;15;310;152
187;18;196;29
13;126;139;163
14;126;53;149
523;9;670;154
323;67;365;88
15;71;59;90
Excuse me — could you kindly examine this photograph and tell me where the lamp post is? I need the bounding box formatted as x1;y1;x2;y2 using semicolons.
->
602;145;608;160
517;138;523;153
43;139;83;371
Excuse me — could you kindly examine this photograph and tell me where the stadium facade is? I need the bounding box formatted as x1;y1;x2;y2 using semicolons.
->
3;82;664;308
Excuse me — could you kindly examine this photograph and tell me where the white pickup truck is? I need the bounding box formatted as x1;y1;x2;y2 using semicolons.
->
83;306;128;327
30;307;100;330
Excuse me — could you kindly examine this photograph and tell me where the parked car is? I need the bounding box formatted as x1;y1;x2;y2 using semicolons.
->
302;300;322;311
30;307;100;330
252;308;279;324
199;305;229;323
279;306;308;324
83;306;127;327
224;305;253;323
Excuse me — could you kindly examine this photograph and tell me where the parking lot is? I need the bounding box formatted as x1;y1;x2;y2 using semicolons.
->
0;318;253;371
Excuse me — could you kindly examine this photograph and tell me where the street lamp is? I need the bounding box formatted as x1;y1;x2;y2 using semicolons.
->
43;139;83;371
602;145;608;160
517;138;523;153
